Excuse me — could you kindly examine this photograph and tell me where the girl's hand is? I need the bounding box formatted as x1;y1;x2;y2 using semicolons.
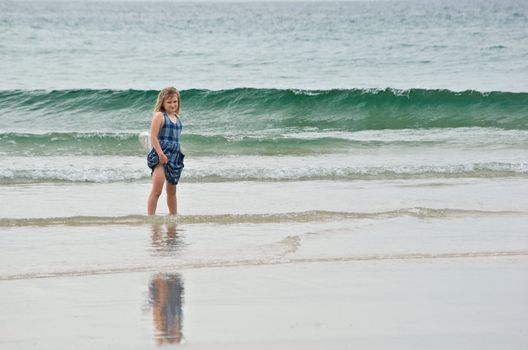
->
160;153;169;164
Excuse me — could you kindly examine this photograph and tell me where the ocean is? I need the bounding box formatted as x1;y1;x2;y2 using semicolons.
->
1;0;528;91
1;0;527;348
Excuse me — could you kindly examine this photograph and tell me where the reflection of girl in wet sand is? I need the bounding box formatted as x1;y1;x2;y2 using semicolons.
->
150;222;182;253
149;273;185;344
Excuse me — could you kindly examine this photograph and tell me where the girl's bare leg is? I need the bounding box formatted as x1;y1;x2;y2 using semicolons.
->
148;165;166;215
166;183;177;215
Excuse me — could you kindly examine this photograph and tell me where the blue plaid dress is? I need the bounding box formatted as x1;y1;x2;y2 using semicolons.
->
147;112;185;184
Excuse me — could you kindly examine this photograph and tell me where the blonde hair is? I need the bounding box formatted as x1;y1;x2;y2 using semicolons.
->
153;87;181;115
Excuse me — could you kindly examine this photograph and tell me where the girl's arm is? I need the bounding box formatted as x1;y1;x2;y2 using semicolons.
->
150;112;168;164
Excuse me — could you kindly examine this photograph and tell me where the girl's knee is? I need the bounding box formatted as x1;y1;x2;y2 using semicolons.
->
150;189;163;198
166;185;177;195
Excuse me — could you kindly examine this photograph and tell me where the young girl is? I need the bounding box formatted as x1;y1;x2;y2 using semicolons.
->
147;87;185;215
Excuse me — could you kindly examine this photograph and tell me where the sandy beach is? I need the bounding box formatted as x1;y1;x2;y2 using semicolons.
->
1;178;528;349
1;254;527;349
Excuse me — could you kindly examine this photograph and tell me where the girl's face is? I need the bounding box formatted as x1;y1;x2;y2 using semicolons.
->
163;94;179;114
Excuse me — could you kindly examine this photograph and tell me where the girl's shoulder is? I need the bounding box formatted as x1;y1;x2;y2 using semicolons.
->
153;111;165;119
151;112;166;129
152;111;165;123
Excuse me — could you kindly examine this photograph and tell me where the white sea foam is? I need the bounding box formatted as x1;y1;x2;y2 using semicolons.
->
1;148;527;184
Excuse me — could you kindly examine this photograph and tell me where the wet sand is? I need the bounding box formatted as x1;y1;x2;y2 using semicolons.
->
1;177;527;348
1;256;527;349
